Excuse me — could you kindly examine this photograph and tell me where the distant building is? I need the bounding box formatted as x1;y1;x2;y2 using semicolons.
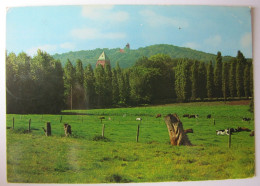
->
96;51;111;68
125;43;130;49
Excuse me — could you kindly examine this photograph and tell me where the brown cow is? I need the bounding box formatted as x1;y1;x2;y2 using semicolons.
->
156;114;162;118
237;127;251;132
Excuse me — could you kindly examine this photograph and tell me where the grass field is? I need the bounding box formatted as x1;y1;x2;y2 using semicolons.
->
6;101;255;183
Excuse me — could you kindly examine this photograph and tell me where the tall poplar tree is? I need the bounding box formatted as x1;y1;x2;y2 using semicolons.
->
63;59;76;109
229;59;237;97
111;69;119;105
104;63;113;107
94;64;105;107
236;50;246;97
84;64;96;108
222;62;229;102
243;63;250;98
191;60;199;100
207;61;214;99
74;59;85;108
198;62;207;100
214;52;222;98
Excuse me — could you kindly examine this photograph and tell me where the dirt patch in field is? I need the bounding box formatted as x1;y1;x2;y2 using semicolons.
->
227;100;250;105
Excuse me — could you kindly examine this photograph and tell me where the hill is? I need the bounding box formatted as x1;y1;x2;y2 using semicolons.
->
52;44;234;68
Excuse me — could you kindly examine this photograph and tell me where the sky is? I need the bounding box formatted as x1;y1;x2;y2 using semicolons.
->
6;5;252;58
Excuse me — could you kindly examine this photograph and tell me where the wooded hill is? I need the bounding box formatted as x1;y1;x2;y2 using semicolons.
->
52;44;235;68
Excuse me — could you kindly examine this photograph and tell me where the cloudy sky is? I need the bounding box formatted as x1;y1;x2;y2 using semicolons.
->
6;5;252;57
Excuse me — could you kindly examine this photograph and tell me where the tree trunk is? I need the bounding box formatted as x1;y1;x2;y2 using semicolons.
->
164;114;192;146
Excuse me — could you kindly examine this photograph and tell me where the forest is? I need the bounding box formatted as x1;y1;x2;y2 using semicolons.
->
52;44;234;68
6;49;253;114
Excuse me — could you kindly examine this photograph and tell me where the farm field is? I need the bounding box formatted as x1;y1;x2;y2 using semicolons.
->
6;101;255;183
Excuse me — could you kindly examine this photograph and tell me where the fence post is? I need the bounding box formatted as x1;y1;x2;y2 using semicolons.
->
12;117;14;129
45;122;51;136
102;124;105;137
28;119;31;132
228;128;231;148
136;124;140;142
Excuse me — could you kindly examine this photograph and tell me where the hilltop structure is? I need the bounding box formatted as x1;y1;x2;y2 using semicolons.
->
96;51;111;68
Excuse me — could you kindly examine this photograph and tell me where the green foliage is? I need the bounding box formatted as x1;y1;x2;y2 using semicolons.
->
229;60;237;97
6;50;64;114
191;60;199;99
198;62;207;100
236;51;246;98
84;64;95;108
206;61;214;99
52;44;234;68
222;62;229;101
214;52;222;97
244;64;250;98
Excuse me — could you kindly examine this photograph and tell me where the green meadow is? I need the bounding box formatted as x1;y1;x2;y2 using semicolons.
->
6;101;255;183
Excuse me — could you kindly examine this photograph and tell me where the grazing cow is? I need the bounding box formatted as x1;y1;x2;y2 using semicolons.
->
184;128;193;134
216;129;229;135
64;123;72;137
250;131;254;136
237;127;251;132
189;114;198;118
242;117;251;122
183;114;189;118
156;114;162;118
207;114;211;119
136;118;142;121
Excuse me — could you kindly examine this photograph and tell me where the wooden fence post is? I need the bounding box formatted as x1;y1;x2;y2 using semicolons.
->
28;119;31;132
12;117;14;129
136;124;140;142
228;128;231;148
44;122;51;136
102;124;105;137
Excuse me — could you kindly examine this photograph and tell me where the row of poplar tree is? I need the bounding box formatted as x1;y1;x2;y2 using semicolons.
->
6;49;253;114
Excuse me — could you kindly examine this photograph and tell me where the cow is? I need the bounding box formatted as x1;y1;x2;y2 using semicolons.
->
216;129;230;135
250;131;254;136
184;128;193;134
242;117;251;122
236;127;251;132
207;114;211;119
136;118;142;121
64;123;72;137
156;114;161;118
183;114;189;118
189;114;198;118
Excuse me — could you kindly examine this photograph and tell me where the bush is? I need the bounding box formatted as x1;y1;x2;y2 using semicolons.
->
92;135;110;142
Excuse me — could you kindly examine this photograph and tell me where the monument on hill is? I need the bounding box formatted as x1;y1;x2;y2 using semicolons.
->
96;51;111;68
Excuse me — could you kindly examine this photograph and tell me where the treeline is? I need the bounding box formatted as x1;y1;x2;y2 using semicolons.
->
6;50;253;114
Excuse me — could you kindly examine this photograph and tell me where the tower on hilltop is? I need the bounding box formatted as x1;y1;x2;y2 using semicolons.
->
96;51;111;68
125;43;130;49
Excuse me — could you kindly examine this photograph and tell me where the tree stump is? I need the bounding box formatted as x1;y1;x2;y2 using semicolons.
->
164;114;192;146
42;122;51;136
64;123;72;137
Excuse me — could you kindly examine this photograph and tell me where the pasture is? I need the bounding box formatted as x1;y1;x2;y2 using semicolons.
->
6;101;255;183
